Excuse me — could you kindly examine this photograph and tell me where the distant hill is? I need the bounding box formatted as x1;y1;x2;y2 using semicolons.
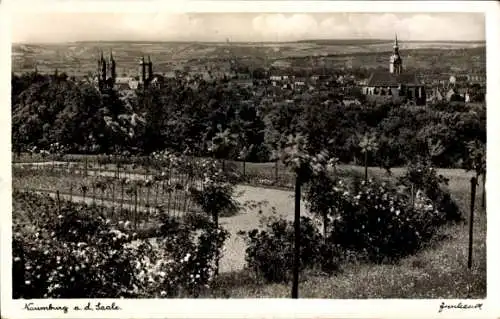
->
11;40;486;77
297;39;393;45
296;39;486;46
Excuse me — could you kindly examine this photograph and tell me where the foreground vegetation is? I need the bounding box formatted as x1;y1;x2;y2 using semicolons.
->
207;164;486;298
12;154;486;298
13;157;237;298
208;213;486;299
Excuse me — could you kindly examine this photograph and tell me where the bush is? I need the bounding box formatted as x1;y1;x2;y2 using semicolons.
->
12;191;229;298
303;172;340;237
12;193;138;298
303;168;459;264
134;212;229;297
242;215;341;283
399;160;462;222
189;158;240;218
330;178;447;263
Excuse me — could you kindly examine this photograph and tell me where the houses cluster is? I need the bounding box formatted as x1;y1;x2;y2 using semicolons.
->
77;38;485;107
357;35;486;106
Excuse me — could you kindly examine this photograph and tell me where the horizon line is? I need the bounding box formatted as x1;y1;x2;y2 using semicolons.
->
12;38;487;45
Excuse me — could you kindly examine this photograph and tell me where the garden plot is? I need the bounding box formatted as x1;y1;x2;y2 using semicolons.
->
16;185;309;274
13;166;312;274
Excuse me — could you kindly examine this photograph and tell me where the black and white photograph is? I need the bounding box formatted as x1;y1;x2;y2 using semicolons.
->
1;0;499;318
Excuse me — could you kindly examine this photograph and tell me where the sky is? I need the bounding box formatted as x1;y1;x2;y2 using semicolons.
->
12;12;485;43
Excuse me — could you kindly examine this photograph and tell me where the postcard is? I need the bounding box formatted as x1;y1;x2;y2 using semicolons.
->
1;1;499;318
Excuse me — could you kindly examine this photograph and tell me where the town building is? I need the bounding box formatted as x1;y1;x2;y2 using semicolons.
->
271;60;292;69
96;51;116;92
362;35;426;106
95;50;156;93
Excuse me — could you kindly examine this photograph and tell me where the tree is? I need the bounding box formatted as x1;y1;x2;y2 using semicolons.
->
207;125;238;171
464;140;486;208
189;157;238;276
238;144;253;178
358;132;379;182
280;133;333;299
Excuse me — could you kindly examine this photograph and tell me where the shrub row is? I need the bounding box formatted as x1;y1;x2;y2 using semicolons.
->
242;163;462;283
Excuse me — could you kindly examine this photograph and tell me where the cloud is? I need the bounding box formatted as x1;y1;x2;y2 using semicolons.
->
357;13;485;41
250;13;484;41
252;14;320;40
119;14;204;39
12;12;485;43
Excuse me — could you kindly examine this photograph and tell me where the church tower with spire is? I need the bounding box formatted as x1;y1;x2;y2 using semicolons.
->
147;55;153;80
138;55;154;88
97;50;107;91
389;34;403;74
97;50;116;92
107;50;116;83
139;56;146;84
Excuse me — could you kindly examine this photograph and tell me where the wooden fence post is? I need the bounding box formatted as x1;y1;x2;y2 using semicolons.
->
411;184;415;207
292;172;302;299
84;157;88;177
134;188;138;230
111;184;115;219
243;160;246;179
481;174;486;209
468;176;477;269
275;160;279;184
56;190;61;215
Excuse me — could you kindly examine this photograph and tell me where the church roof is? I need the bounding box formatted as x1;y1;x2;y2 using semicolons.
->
366;71;420;87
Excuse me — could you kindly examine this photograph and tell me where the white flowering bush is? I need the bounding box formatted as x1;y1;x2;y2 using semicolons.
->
312;176;450;263
13;190;229;298
128;213;229;297
13;191;138;298
398;160;462;222
189;158;239;218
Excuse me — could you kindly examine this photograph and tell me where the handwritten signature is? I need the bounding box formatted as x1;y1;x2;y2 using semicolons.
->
438;301;483;313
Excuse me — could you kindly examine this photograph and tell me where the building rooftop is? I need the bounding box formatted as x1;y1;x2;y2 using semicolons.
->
115;77;134;84
114;83;132;91
366;71;421;87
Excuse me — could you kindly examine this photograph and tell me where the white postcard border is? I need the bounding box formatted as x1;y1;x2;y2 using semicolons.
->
1;1;499;319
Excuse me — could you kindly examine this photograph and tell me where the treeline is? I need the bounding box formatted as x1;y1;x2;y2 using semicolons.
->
11;72;486;168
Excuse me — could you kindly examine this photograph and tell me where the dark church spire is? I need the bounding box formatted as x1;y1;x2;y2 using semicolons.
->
108;49;116;81
100;50;107;79
147;55;153;80
140;55;146;83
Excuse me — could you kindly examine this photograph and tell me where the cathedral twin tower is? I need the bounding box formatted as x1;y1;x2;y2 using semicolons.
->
97;50;154;91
